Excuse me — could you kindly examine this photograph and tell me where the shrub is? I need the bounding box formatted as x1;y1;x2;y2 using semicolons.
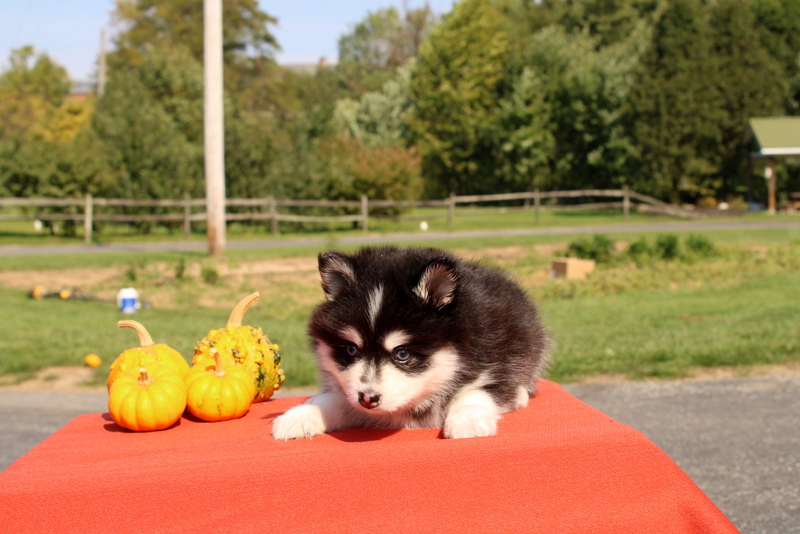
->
566;234;615;263
655;234;680;260
685;234;716;257
626;237;652;263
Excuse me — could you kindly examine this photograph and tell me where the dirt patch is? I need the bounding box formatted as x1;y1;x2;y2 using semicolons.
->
0;266;125;292
0;366;104;392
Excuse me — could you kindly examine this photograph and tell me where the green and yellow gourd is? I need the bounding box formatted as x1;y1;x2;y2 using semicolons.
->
192;292;285;402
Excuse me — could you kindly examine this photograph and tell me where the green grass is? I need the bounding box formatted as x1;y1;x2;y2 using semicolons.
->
543;270;800;381
2;222;800;387
0;283;318;388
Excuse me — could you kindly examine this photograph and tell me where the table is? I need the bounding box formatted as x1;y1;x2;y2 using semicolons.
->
0;380;739;533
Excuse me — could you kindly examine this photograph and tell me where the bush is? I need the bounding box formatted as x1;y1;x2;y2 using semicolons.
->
626;236;652;263
655;234;680;260
685;234;716;257
566;234;615;263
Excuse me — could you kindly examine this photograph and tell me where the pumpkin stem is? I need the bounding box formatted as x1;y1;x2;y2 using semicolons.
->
227;292;260;327
211;349;226;377
118;320;154;347
137;367;152;386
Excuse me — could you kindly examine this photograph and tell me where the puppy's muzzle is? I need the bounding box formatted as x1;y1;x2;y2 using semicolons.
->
358;391;381;409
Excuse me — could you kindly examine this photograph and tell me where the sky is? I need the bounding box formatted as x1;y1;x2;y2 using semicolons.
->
0;0;455;81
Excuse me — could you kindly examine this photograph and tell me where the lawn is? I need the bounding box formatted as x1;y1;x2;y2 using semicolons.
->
1;228;799;388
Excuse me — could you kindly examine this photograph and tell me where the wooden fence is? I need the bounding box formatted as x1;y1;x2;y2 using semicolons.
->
0;187;703;243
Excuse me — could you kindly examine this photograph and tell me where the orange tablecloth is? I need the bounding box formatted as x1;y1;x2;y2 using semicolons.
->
0;381;739;533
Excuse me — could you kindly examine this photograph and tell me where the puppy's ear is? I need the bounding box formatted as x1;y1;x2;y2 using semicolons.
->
414;261;457;308
319;252;355;301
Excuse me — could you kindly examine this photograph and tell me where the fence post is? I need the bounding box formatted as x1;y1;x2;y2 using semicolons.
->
183;193;192;239
447;193;456;229
534;188;540;225
361;195;369;233
269;196;279;235
84;193;93;244
623;185;630;222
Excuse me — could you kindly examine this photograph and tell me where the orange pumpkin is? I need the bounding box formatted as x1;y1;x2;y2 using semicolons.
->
108;320;190;391
185;349;255;422
108;366;187;432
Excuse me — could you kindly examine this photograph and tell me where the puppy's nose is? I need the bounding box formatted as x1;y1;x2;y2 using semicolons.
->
358;391;381;409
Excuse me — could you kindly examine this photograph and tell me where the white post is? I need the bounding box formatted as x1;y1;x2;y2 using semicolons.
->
98;30;107;98
204;0;226;256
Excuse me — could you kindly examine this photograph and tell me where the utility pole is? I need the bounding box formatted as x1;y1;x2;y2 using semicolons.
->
98;29;106;97
204;0;226;256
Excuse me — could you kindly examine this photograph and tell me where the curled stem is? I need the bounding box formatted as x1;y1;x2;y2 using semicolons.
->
227;292;260;327
118;320;154;347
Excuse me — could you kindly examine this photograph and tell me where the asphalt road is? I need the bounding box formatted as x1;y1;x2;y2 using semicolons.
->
1;373;797;533
2;219;800;256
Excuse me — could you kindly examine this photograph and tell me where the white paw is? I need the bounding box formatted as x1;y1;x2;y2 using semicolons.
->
272;404;326;440
443;405;498;439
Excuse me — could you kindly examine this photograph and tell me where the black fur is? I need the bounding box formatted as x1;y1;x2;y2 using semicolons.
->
309;246;549;419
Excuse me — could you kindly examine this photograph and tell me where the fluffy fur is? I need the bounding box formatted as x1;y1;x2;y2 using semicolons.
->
272;246;549;440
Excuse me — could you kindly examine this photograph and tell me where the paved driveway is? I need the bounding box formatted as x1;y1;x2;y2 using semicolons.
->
2;373;798;533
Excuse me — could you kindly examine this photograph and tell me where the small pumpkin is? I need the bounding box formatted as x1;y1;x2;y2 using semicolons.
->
108;320;190;391
84;353;102;368
185;348;256;422
193;292;285;403
108;365;187;431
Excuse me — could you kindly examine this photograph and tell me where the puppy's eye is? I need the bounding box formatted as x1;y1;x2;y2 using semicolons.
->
346;345;358;357
394;348;411;364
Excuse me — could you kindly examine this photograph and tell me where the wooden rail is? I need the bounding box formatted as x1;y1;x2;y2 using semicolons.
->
0;187;702;243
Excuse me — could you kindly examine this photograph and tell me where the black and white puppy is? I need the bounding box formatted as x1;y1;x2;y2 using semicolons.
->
272;246;549;440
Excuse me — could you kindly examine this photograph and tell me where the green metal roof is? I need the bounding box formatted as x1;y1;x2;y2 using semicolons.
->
747;117;800;157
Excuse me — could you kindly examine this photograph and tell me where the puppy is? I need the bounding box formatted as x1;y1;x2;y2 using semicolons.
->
272;246;549;440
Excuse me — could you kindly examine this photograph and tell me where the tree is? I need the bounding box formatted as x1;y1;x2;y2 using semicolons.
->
337;4;436;94
409;0;509;196
333;64;414;149
0;46;72;141
625;0;726;201
518;25;647;192
0;46;71;107
110;0;280;110
491;67;555;192
93;46;205;201
708;0;788;197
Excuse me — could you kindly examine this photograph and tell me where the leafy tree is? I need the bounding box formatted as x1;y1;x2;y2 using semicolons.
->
337;4;436;94
93;46;205;201
625;0;726;201
0;46;72;141
503;24;646;192
0;46;71;107
749;0;800;78
409;0;509;196
491;67;554;192
708;0;788;197
333;64;414;149
110;0;281;111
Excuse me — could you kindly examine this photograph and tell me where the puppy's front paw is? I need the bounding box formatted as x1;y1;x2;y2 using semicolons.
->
272;404;326;440
443;405;498;439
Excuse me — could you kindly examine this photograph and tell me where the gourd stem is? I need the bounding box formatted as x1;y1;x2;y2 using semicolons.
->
227;292;260;327
212;350;226;377
118;320;154;347
137;367;152;386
